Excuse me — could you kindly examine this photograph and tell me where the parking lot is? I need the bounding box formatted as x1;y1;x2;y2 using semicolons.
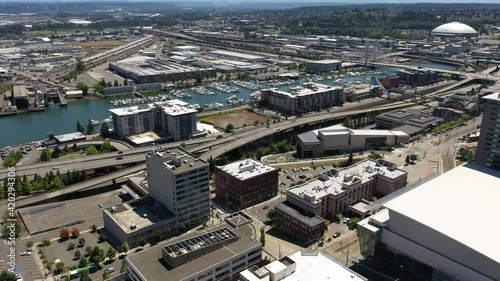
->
1;142;41;165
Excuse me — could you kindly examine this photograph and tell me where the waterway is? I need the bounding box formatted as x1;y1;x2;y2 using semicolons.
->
0;62;457;147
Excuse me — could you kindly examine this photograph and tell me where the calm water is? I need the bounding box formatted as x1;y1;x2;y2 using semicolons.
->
0;63;455;147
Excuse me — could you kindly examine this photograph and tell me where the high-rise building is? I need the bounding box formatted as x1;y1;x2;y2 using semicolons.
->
475;93;500;171
147;148;210;228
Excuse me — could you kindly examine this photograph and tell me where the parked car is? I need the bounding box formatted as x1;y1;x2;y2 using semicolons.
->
263;205;269;210
20;251;31;256
117;151;123;154
106;267;115;273
116;157;123;160
333;231;341;238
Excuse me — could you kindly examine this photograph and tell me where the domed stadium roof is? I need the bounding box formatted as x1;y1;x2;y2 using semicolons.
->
431;22;477;37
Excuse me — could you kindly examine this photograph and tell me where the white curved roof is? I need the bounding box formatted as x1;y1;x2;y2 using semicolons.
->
431;22;477;36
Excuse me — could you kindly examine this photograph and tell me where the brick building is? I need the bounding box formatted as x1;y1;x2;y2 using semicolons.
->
215;159;278;210
274;201;325;243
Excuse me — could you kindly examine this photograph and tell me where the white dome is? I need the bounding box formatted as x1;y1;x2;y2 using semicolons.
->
431;22;477;37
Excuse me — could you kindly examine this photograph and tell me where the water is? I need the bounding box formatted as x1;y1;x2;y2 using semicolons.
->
0;69;394;147
410;62;458;71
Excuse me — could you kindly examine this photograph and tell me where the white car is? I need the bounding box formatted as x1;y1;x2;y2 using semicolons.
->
106;267;115;273
20;251;31;256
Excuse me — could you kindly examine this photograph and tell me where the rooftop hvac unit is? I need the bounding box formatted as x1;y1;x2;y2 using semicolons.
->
143;214;148;218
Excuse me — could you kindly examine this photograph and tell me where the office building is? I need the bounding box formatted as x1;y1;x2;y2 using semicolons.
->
126;214;262;281
296;125;409;158
305;59;342;73
285;159;407;220
273;201;325;243
261;82;344;114
110;99;197;141
475;93;500;171
215;159;278;210
240;250;367;281
396;69;439;86
357;164;500;281
109;56;215;84
103;148;209;246
375;109;443;130
147;148;210;228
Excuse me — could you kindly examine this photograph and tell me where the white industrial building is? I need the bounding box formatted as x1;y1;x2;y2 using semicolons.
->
240;250;367;281
357;163;500;281
208;50;266;62
296;125;409;158
110;99;198;141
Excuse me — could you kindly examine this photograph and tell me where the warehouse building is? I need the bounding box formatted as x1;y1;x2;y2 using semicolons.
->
215;159;278;210
208;50;266;62
110;99;197;141
296;125;409;158
357;164;500;281
305;59;342;73
109;56;215;84
261;82;344;114
30;55;72;64
125;214;262;281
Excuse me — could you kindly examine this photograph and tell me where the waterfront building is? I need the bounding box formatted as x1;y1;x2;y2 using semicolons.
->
215;159;278;210
305;59;342;73
261;82;344;114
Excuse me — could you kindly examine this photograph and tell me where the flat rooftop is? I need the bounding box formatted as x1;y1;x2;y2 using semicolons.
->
276;201;324;228
147;147;208;174
265;82;341;99
282;251;367;281
208;50;265;61
288;159;406;203
298;125;409;144
54;132;86;142
483;92;500;102
109;99;197;117
105;197;175;234
127;131;161;145
110;57;202;77
217;159;276;181
126;223;261;281
384;164;500;263
306;59;342;64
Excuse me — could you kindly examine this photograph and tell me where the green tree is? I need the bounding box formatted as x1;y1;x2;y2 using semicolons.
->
90;246;105;266
225;123;235;133
27;241;34;248
0;270;17;281
335;213;343;222
79;237;86;247
93;84;104;94
75;58;86;73
91;225;97;233
409;154;418;162
3;157;17;167
324;220;331;227
100;141;113;153
121;242;130;253
178;223;187;232
346;152;354;166
21;175;32;195
100;123;111;138
86;119;95;135
113;79;119;87
98;233;107;242
120;260;127;273
267;208;276;221
76;83;89;96
79;270;92;281
76;120;84;133
138;238;147;247
154;231;162;242
72;143;78;152
405;155;410;165
123;79;128;86
86;145;98;156
260;226;266;247
55;262;65;275
103;271;110;280
85;246;92;256
351;217;361;228
78;256;89;268
106;247;117;260
74;250;82;259
40;149;52;162
68;242;76;250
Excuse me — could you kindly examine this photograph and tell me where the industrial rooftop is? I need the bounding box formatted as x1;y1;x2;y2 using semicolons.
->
384;163;500;264
266;82;342;98
218;159;277;181
275;201;325;227
148;147;208;173
288;159;407;203
109;57;203;76
109;99;197;117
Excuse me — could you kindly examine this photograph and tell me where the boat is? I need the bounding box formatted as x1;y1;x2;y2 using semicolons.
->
250;91;262;100
205;102;225;109
334;79;343;83
102;116;112;123
90;119;102;125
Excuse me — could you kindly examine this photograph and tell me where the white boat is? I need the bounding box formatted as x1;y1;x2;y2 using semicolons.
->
90;119;102;125
250;91;262;100
102;116;112;123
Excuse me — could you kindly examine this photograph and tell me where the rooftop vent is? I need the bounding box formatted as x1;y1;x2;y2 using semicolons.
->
143;214;148;218
111;206;117;212
130;223;136;230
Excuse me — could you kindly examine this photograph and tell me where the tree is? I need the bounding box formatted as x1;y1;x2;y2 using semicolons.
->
71;226;80;238
76;83;89;96
78;237;86;247
225;123;234;133
55;262;65;275
113;79;119;87
3;157;17;167
351;217;361;227
120;260;127;273
27;241;34;248
0;270;17;281
346;152;354;166
324;220;331;227
138;238;147;247
267;208;276;221
79;270;92;281
260;226;266;247
178;223;187;233
335;213;343;222
91;225;97;233
100;123;111;138
90;246;105;266
98;233;107;242
74;250;82;259
75;58;86;72
40;238;51;246
68;242;76;250
21;174;32;195
78;256;89;268
86;145;98;156
121;242;130;253
103;271;110;280
154;231;162;242
40;149;52;162
123;79;128;86
409;154;418;162
76;120;84;133
106;247;117;260
85;246;92;256
60;228;70;240
405;155;410;165
100;141;113;153
86;119;95;135
72;143;78;152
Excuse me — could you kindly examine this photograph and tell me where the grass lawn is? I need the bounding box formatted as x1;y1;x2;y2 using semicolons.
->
204;111;267;129
55;152;86;160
